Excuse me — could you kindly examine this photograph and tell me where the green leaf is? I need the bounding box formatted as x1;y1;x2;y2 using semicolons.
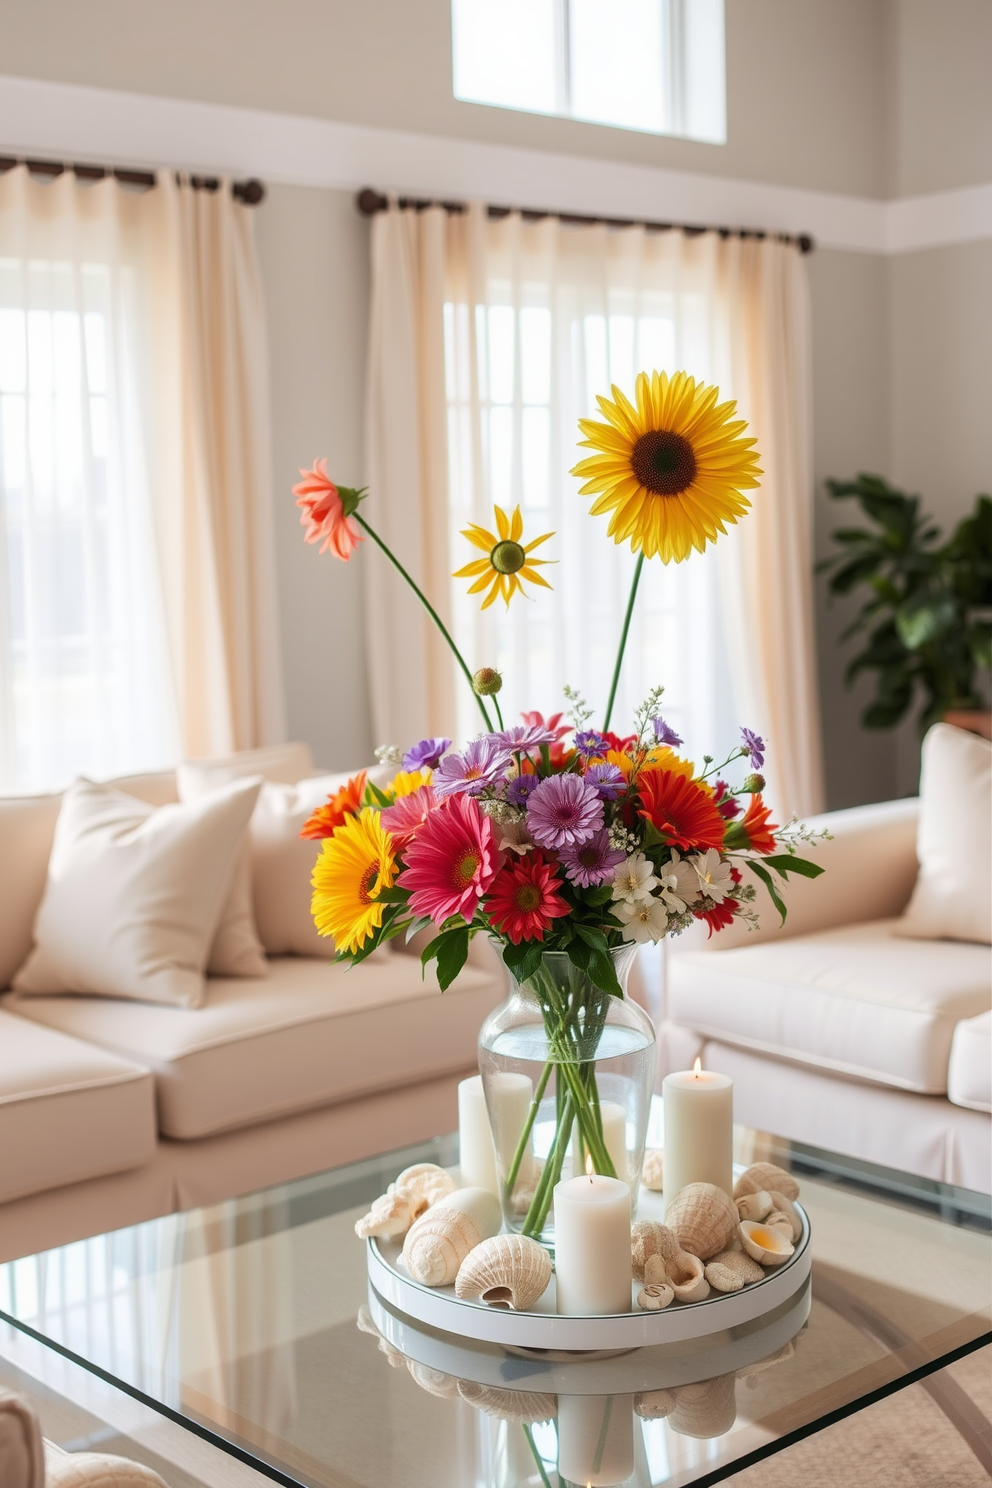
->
435;926;469;990
761;854;825;879
968;621;992;670
747;860;787;924
366;780;392;807
580;884;616;907
404;915;433;944
895;592;956;649
375;885;409;905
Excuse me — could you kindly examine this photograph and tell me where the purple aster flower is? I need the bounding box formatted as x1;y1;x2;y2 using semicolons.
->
586;762;625;800
652;715;683;748
560;829;626;887
574;729;609;757
402;736;451;772
496;724;561;751
740;727;765;770
507;773;540;808
526;772;604;851
433;737;512;797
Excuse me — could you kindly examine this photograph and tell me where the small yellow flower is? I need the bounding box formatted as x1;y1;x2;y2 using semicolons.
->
453;505;554;610
386;768;431;799
311;808;396;954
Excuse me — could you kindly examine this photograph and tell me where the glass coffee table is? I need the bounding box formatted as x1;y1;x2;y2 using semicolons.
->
0;1125;989;1488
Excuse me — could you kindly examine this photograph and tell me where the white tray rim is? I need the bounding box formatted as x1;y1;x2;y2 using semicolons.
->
367;1203;811;1350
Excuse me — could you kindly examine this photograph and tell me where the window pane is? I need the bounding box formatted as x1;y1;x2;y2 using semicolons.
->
452;0;559;115
684;0;727;143
570;0;666;133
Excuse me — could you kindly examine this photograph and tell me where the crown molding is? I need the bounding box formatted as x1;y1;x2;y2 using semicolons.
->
1;73;989;256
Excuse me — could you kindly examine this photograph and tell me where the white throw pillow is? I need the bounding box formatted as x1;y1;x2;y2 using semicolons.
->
178;742;314;976
13;776;261;1008
897;723;992;945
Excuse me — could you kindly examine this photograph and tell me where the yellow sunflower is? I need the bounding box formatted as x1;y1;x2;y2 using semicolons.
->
311;808;396;954
571;370;761;563
453;504;554;609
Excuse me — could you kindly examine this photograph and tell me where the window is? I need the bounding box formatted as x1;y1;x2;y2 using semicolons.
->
452;0;726;144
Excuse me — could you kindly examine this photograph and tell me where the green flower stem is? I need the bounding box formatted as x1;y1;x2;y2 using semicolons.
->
603;552;644;731
522;1424;554;1488
355;513;493;732
503;1059;553;1197
492;693;505;731
522;1095;575;1238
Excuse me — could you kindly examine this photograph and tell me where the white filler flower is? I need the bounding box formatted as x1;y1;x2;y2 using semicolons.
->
691;847;736;903
618;893;671;944
612;852;658;905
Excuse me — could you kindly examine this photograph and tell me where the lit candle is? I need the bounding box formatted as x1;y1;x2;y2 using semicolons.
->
458;1073;533;1194
662;1059;733;1207
554;1171;632;1316
557;1393;634;1487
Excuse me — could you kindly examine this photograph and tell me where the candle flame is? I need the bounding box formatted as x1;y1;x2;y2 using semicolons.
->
585;1152;595;1177
693;1056;702;1075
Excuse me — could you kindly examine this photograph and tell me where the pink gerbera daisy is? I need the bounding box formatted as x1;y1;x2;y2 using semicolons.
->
293;458;364;561
380;784;437;849
397;794;500;925
485;853;571;944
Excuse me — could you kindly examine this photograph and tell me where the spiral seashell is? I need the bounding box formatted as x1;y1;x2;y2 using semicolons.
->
733;1163;799;1202
641;1147;664;1191
704;1249;765;1293
394;1162;458;1217
402;1187;502;1286
669;1374;738;1438
665;1182;739;1260
635;1388;677;1419
645;1249;709;1303
457;1380;557;1422
735;1189;773;1222
354;1162;456;1239
738;1219;795;1267
454;1233;551;1311
637;1282;674;1310
355;1188;415;1239
407;1361;461;1398
631;1220;672;1281
766;1191;802;1242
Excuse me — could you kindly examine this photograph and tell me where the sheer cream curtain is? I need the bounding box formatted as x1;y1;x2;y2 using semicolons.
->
365;201;823;816
0;165;284;791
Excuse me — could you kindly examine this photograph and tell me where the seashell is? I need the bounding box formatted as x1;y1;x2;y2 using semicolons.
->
738;1219;795;1267
402;1186;502;1286
735;1189;773;1222
635;1388;677;1419
378;1336;407;1367
355;1189;415;1239
665;1182;739;1260
454;1234;552;1311
669;1374;737;1438
394;1162;458;1217
645;1249;709;1303
733;1163;799;1201
737;1338;795;1386
637;1282;674;1310
641;1147;664;1191
354;1162;456;1239
407;1361;461;1399
704;1250;765;1293
356;1305;379;1336
458;1380;557;1422
631;1220;671;1281
766;1191;802;1242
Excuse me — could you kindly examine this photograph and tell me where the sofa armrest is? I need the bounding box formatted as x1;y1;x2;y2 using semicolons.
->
670;796;920;954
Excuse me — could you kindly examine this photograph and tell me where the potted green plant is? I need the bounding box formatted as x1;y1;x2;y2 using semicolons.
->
819;475;992;735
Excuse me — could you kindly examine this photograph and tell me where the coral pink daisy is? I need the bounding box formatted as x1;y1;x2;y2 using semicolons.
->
380;784;437;849
300;771;366;840
485;854;571;944
293;458;364;561
397;794;499;925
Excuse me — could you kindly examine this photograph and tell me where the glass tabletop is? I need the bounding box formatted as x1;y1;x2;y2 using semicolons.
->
0;1128;989;1488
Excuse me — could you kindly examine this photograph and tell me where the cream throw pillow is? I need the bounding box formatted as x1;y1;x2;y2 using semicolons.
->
179;742;314;976
898;722;992;945
13;776;261;1008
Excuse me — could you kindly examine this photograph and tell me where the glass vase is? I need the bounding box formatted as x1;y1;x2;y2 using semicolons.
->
478;943;656;1250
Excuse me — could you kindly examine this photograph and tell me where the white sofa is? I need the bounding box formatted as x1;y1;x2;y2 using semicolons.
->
662;796;992;1193
0;762;505;1265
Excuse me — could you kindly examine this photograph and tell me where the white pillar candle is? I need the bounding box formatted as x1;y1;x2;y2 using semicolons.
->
458;1075;499;1193
486;1071;535;1180
557;1393;634;1488
662;1061;733;1207
597;1100;628;1183
554;1173;632;1316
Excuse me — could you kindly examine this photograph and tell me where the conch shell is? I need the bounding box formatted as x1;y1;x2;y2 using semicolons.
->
454;1233;551;1311
641;1147;664;1191
631;1220;669;1282
735;1189;773;1222
645;1247;709;1303
637;1282;674;1310
355;1162;456;1239
704;1249;764;1293
738;1219;795;1267
765;1191;802;1242
458;1381;557;1422
733;1162;799;1202
402;1186;502;1286
665;1182;739;1260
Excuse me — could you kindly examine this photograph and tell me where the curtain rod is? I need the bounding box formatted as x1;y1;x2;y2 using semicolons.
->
356;186;814;254
0;155;266;205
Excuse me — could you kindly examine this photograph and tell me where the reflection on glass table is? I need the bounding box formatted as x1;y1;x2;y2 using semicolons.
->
0;1128;989;1488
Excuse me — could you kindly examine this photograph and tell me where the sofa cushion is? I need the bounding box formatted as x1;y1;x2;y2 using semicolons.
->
0;1009;156;1204
668;919;991;1094
947;1011;992;1113
3;955;503;1140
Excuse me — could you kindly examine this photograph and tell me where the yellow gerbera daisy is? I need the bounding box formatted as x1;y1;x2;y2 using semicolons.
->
571;371;762;563
386;768;431;799
311;808;396;954
453;504;554;609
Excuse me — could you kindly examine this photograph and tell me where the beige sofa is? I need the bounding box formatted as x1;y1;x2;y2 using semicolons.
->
662;796;992;1193
0;762;504;1265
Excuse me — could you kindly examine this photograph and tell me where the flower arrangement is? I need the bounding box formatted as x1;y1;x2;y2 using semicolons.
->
294;369;824;1234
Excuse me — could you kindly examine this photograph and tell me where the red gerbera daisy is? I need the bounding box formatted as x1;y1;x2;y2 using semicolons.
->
485;854;571;944
637;769;726;853
740;795;778;855
397;794;500;925
695;897;739;938
300;770;367;840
